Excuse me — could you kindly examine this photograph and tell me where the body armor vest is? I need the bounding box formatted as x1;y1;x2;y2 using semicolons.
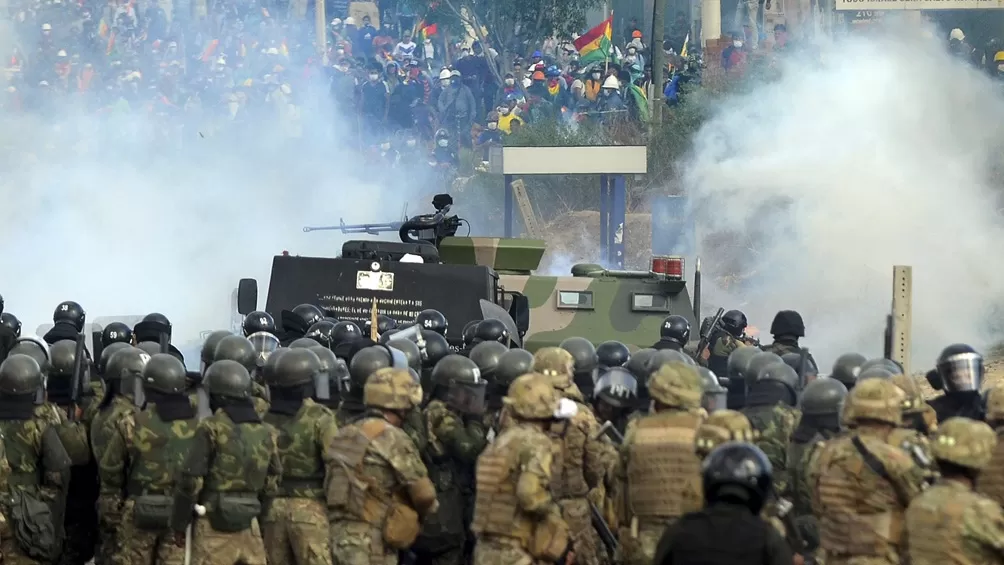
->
814;436;904;560
265;404;327;498
976;432;1004;506
626;411;702;521
0;421;41;490
326;418;393;525
203;420;272;497
127;411;198;495
707;333;731;378
547;411;589;499
905;484;975;565
471;427;536;546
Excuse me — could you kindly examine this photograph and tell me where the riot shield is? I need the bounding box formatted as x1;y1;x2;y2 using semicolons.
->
479;300;521;348
446;381;487;415
333;358;351;396
248;332;280;368
314;372;331;401
131;375;146;407
389;347;409;370
196;386;212;420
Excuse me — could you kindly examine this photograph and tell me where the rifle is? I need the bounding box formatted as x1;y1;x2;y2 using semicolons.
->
67;333;86;422
695;308;725;362
589;500;618;554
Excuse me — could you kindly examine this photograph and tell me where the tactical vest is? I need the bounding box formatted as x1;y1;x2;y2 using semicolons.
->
626;411;702;521
743;404;790;478
787;438;818;518
976;432;1004;506
546;411;589;499
0;421;41;490
326;418;394;526
707;334;732;378
905;485;974;565
471;428;536;547
814;436;904;560
127;411;198;496
266;404;326;498
201;418;272;533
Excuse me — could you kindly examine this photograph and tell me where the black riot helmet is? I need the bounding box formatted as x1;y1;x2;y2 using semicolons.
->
214;334;257;373
475;319;509;345
387;339;422;371
10;337;50;371
421;330;451;368
205;360;252;399
143;312;171;328
559;337;599;373
379;329;401;344
0;354;43;395
270;347;321;388
331;321;363;347
242;311;276;337
105;347;151;382
200;331;232;370
415;309;448;336
461;321;480;348
101;322;133;347
494;348;534;389
365;315;398;338
596;341;630;368
594;367;638;408
769;310;804;338
727;347;760;385
781;352;818;388
99;342;132;376
831;352;866;390
53;300;86;332
745;352;783;388
937;343;984;393
626;348;658;378
469;341;508;380
48;339;82;379
349;346;393;390
289;337;321;349
702;442;773;514
699;367;727;413
720;310;748;338
0;312;21;337
142;354;187;394
650;349;693;372
305;321;338;348
660;315;691;344
799;377;848;416
861;358;904;375
292;304;324;328
136;341;161;357
432;354;482;387
759;362;800;395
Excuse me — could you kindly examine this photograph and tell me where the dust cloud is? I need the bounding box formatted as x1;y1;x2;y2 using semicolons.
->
683;21;1004;370
0;24;429;347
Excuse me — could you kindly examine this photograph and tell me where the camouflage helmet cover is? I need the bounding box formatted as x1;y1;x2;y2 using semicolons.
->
648;362;702;409
504;373;563;420
695;409;756;456
985;386;1004;423
890;373;924;415
845;378;903;427
532;347;575;389
363;367;422;410
931;417;996;470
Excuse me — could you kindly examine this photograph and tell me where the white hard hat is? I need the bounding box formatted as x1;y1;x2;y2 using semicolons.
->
266;47;279;55
344;16;355;25
41;23;51;31
950;28;964;41
602;75;620;89
280;83;292;95
450;69;461;78
439;69;451;80
57;49;67;57
522;77;531;88
331;18;341;26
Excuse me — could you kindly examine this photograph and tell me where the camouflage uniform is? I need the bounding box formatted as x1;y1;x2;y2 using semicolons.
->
702;332;742;377
251;381;270;418
416;398;487;565
615;362;704;565
325;368;438;565
171;407;281;565
532;348;608;565
98;402;200;565
91;394;139;565
889;374;937;485
472;374;571;565
808;379;926;565
262;398;338;565
977;386;1004;505
906;418;1004;565
742;401;800;497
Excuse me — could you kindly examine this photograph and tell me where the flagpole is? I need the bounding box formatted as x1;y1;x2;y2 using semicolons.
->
605;11;611;74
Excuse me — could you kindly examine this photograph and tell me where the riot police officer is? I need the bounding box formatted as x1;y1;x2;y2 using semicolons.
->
927;343;986;422
330;322;363;349
468;341;508;435
460;321;479;353
416;309;448;336
699;367;727;413
653;315;691;351
762;310;817;369
741;361;800;497
338;345;394;426
725;347;759;410
308;345;345;409
831;352;866;391
559;337;599;400
1;312;21;337
597;341;630;369
703;310;752;380
44;300;86;345
592;366;638;436
492;348;534;398
242;311;276;337
474;319;510;347
279;304;324;346
305;321;338;348
101;322;133;348
215;335;269;416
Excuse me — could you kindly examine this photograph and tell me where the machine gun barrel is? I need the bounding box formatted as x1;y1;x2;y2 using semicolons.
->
303;220;406;234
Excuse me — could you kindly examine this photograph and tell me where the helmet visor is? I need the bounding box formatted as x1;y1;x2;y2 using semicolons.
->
248;332;280;368
938;352;983;392
595;369;638;408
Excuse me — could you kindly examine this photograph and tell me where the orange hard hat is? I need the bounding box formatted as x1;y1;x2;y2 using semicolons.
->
531;70;545;80
632;30;642;38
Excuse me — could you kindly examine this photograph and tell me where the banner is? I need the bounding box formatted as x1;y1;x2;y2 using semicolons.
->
835;0;1004;10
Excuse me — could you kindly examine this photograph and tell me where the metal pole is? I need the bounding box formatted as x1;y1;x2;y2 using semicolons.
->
890;265;912;376
315;0;327;57
651;0;666;125
503;174;514;237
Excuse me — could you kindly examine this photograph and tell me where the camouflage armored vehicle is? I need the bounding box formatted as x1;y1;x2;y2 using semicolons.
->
238;195;701;352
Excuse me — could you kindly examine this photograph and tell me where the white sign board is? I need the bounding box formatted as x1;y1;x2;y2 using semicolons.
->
836;0;1004;9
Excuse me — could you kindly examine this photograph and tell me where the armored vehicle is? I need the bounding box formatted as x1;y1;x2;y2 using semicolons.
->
236;195;701;352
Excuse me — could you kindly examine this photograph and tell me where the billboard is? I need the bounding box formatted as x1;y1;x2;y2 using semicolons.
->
835;0;1004;10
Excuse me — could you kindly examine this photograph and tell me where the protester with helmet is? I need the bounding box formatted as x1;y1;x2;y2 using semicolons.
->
595;74;625;116
436;68;476;149
325;368;439;565
652;443;791;565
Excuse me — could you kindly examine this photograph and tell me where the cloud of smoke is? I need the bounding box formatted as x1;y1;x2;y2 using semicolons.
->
0;26;431;352
683;22;1004;371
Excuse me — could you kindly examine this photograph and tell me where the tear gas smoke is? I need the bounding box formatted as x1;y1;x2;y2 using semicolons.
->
0;24;431;355
683;22;1004;370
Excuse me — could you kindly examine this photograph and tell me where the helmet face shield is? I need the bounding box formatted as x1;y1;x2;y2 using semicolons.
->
248;332;280;368
938;352;983;392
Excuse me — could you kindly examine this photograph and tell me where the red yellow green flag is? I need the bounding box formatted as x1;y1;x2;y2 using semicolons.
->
573;15;612;65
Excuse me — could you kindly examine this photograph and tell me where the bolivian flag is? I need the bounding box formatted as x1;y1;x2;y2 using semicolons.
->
574;15;612;66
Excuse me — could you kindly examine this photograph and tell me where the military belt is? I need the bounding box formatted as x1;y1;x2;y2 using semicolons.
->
276;478;325;497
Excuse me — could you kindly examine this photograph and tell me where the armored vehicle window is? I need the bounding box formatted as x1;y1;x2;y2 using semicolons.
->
557;291;594;310
631;293;671;313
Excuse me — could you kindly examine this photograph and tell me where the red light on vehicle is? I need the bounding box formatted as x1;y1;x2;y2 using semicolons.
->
282;250;290;256
651;256;684;279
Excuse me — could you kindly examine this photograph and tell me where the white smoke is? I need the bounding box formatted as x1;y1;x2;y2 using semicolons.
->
0;24;431;346
683;21;1004;371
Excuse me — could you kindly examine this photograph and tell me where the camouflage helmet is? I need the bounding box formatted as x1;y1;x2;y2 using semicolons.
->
985;386;1004;423
648;362;702;409
845;378;904;427
890;374;924;415
504;373;563;420
798;376;848;416
931;417;996;470
695;410;756;457
532;347;575;389
364;367;422;411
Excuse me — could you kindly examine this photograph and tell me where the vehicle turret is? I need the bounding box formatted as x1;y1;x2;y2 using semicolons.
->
437;237;545;274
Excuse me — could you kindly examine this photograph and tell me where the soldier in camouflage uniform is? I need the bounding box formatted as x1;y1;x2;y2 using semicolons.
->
742;361;801;498
337;344;392;426
91;347;145;565
808;378;926;565
615;362;704;565
472;373;572;565
761;310;818;369
416;355;488;565
977;386;1004;506
0;354;73;565
214;335;271;417
46;340;100;565
905;417;1004;565
694;409;757;458
170;359;281;565
467;341;510;440
701;310;753;378
888;373;938;484
99;353;200;565
325;367;439;565
532;347;609;565
261;348;338;565
484;349;534;438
